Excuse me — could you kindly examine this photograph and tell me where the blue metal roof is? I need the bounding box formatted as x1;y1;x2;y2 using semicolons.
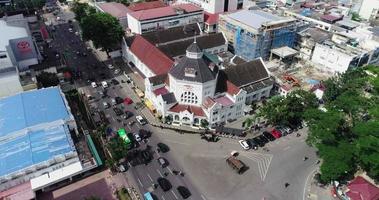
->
0;87;71;136
0;88;75;178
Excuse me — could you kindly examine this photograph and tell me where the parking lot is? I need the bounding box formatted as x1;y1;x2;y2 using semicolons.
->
152;127;318;200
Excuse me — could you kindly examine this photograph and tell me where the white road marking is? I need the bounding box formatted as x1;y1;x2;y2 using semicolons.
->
147;173;153;182
137;178;143;187
171;190;178;199
127;162;132;168
161;196;166;200
303;168;318;200
111;116;116;122
201;194;207;200
167;167;173;175
156;169;164;177
240;152;273;181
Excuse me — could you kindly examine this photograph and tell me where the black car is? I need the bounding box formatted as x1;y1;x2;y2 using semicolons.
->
113;107;123;116
262;131;276;141
157;178;172;191
257;135;269;144
246;139;258;150
157;143;170;153
141;150;152;163
115;96;123;104
252;137;265;147
111;79;120;85
139;129;151;139
177;186;191;199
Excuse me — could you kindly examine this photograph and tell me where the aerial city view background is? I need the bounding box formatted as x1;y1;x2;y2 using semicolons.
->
1;0;379;199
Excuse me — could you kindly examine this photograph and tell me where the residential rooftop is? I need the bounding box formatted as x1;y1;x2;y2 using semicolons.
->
128;3;202;21
226;9;295;30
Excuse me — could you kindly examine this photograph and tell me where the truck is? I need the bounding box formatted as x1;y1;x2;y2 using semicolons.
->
226;155;246;174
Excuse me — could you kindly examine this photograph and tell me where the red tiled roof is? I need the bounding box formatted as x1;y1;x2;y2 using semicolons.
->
169;104;205;117
130;35;174;75
203;97;216;109
321;14;343;22
127;1;166;12
153;87;169;96
226;81;240;95
98;2;130;18
214;96;234;106
204;12;219;25
346;176;379;200
129;4;202;21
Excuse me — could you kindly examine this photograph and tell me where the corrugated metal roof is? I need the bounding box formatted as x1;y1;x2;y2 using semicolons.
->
0;87;75;178
227;10;285;29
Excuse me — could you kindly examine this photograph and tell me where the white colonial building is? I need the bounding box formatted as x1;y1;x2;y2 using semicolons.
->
145;41;246;127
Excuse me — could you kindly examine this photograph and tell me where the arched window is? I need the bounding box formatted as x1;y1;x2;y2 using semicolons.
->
180;92;198;104
174;115;179;121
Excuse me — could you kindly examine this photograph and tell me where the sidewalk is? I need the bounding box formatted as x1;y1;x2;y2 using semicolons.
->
304;169;334;200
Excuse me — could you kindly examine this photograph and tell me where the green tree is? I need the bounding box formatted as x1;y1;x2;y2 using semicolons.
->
80;12;124;55
71;1;96;23
36;72;59;88
200;119;209;128
107;137;128;161
351;12;361;22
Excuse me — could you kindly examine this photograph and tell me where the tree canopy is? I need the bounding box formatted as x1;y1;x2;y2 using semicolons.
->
258;65;379;183
80;12;124;54
36;72;59;88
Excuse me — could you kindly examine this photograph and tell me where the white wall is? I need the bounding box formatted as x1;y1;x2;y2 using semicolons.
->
359;0;379;20
245;85;272;104
0;71;23;98
178;0;238;13
126;48;156;78
127;12;203;34
311;43;354;73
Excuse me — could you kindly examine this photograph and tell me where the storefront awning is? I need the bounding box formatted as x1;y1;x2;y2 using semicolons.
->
145;99;156;111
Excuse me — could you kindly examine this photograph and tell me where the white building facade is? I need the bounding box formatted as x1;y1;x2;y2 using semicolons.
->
127;4;203;34
176;0;242;14
359;0;379;20
145;42;246;127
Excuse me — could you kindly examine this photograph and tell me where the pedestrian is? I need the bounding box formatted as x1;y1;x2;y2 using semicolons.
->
303;156;308;161
316;160;320;164
164;172;169;176
285;183;290;188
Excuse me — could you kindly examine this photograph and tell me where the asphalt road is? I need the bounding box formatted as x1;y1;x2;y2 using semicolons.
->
44;6;205;200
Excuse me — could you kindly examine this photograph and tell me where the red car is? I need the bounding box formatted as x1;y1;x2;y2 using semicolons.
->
124;97;133;105
271;129;282;139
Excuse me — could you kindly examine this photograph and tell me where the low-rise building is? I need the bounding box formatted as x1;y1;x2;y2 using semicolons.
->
96;2;130;28
127;3;203;34
145;42;246;127
175;0;243;14
296;27;332;60
0;15;40;98
122;24;227;78
0;87;100;199
223;57;273;104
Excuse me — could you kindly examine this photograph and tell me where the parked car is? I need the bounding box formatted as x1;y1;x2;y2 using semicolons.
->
271;129;282;139
134;133;142;142
157;143;169;153
128;121;135;126
177;186;191;199
111;98;117;105
115;97;123;104
108;64;114;69
124;97;133;105
114;69;120;75
111;79;119;85
252;137;265;147
101;81;108;88
157;177;172;191
262;131;276;141
246;139;258;150
139;129;151;139
136;115;147;125
157;157;168;168
91;82;97;88
113;107;123;116
238;140;250;150
257;135;269;144
103;102;110;109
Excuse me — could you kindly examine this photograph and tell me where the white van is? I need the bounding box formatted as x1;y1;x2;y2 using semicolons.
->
101;81;108;88
91;82;97;88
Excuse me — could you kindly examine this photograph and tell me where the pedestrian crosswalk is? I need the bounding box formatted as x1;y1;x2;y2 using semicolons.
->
239;151;273;182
